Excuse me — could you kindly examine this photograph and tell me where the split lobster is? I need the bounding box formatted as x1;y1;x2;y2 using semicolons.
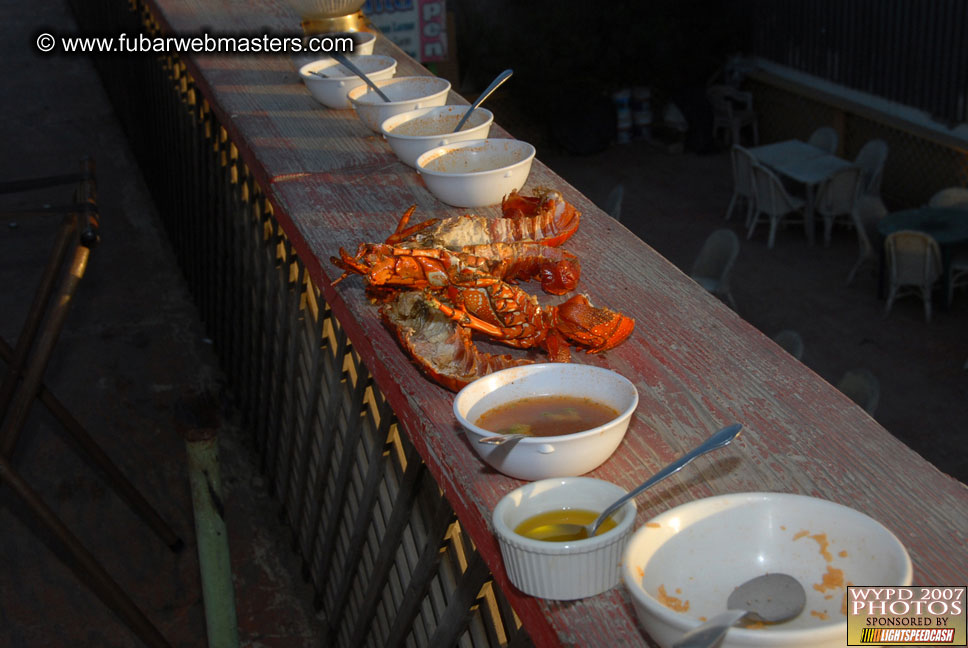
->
331;188;635;391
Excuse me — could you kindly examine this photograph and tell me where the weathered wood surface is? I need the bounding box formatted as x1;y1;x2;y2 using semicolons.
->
138;0;968;645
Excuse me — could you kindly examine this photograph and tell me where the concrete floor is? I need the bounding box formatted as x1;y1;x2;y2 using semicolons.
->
2;1;965;647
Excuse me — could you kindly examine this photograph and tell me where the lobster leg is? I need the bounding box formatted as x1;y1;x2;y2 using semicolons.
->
385;205;439;245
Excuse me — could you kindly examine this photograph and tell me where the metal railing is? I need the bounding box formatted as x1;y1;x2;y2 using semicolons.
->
68;1;532;645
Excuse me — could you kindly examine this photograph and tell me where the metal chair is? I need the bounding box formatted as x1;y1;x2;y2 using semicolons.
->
846;195;888;286
807;126;838;153
748;163;807;249
816;165;862;246
853;139;888;198
836;368;880;415
726;145;756;226
707;85;759;147
0;158;180;648
690;228;740;309
883;230;942;322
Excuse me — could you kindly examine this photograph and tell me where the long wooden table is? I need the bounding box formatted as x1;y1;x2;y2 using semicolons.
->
74;1;968;646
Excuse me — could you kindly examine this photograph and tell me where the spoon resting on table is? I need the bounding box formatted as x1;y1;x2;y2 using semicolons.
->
672;573;807;648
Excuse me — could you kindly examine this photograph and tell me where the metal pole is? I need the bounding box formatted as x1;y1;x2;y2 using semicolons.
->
184;428;240;648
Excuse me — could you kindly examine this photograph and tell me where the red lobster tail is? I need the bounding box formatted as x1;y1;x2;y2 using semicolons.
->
499;189;581;248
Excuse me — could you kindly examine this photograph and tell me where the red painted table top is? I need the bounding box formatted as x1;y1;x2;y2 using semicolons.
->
141;1;968;645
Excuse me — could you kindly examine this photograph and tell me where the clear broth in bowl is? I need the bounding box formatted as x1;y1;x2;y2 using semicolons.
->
475;395;618;437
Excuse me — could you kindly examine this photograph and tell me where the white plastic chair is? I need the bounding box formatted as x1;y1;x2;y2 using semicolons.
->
816;165;861;246
726;145;756;225
690;228;740;309
807;126;838;153
928;186;968;208
707;85;759;147
846;195;888;285
836;368;880;414
772;329;804;360
884;230;942;322
926;188;968;305
748;163;806;249
853;139;888;197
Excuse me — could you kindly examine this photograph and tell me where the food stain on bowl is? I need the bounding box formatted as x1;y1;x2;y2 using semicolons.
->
353;77;448;105
390;112;464;136
650;525;855;624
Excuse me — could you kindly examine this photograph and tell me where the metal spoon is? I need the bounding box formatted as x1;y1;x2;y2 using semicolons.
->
324;51;392;103
672;573;806;648
477;432;529;445
453;68;513;132
531;423;742;540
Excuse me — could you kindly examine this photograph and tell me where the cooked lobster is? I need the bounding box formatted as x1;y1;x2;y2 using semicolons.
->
331;189;634;391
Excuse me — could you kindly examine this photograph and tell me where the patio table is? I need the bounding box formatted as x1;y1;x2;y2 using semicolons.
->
877;206;968;308
71;1;968;646
749;140;856;245
747;139;828;168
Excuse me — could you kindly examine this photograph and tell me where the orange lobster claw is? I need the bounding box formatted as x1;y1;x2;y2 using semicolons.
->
554;294;635;353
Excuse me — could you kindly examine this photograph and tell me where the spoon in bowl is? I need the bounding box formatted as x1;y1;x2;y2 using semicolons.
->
452;68;513;132
319;51;392;102
528;423;742;540
672;573;807;648
477;432;529;445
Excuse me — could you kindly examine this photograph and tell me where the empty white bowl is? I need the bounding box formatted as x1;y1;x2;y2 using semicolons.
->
381;106;494;168
299;55;397;109
347;76;451;132
415;138;536;208
493;477;636;600
622;492;913;648
453;363;638;481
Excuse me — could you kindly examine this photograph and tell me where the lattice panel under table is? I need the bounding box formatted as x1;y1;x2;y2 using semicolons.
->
68;0;533;645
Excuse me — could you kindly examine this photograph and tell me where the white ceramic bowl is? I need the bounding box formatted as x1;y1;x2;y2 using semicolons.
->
347;76;451;132
299;55;397;109
453;363;638;481
291;31;376;70
622;492;913;648
493;477;636;599
416;138;536;208
381;106;495;168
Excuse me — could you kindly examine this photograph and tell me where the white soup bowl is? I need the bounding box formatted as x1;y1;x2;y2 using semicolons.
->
453;363;638;481
299;55;397;109
381;106;494;168
415;138;536;208
347;76;451;132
